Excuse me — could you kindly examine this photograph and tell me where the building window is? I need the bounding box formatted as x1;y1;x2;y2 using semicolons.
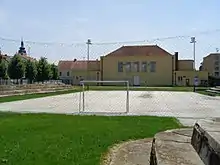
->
118;62;123;72
178;76;183;82
215;66;219;71
215;72;219;77
125;62;131;72
141;62;147;72
215;56;219;60
67;71;70;76
149;61;156;72
214;61;219;65
133;62;140;72
59;72;62;76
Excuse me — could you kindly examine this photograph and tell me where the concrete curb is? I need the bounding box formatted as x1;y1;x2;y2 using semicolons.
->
150;128;205;165
191;121;220;165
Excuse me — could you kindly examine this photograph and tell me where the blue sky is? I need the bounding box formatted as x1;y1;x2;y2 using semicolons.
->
0;0;220;68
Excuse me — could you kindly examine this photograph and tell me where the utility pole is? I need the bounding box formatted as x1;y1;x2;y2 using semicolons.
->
86;39;92;90
190;37;196;92
86;39;92;80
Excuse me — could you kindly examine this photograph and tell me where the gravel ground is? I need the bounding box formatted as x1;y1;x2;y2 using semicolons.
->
0;91;220;125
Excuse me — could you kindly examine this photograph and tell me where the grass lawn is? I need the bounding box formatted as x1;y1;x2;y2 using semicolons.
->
0;113;181;165
0;89;80;103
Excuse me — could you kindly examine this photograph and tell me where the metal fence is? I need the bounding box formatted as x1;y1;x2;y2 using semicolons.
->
0;79;63;86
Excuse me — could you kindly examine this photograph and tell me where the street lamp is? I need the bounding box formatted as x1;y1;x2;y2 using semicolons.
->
190;37;196;92
86;39;92;80
86;39;92;90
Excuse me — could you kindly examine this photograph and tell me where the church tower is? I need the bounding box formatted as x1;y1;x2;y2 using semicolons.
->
18;39;27;55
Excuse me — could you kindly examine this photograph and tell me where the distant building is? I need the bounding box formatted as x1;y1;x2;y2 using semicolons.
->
0;48;12;62
0;40;36;63
58;59;100;85
101;46;208;86
201;53;220;78
0;54;12;62
58;45;208;86
18;40;27;55
16;40;36;62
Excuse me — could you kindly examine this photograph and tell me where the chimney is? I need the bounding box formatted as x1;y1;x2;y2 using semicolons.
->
174;52;178;71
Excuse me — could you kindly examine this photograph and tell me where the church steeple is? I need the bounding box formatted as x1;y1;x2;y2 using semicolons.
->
18;38;27;55
21;40;24;47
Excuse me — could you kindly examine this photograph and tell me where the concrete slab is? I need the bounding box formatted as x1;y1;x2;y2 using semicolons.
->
153;128;204;165
177;118;219;127
165;128;193;139
0;91;220;126
102;138;152;165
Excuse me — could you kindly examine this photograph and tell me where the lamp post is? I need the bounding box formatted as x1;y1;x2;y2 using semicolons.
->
86;39;92;90
86;39;92;80
190;37;196;92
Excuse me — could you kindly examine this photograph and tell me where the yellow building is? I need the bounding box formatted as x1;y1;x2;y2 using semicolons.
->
174;70;208;86
101;45;173;86
101;45;208;86
173;54;208;86
201;53;220;78
58;45;208;86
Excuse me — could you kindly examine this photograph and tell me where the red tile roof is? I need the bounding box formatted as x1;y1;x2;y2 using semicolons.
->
0;54;36;62
105;45;172;57
58;61;74;70
20;55;36;61
58;60;100;70
0;54;12;62
0;54;9;59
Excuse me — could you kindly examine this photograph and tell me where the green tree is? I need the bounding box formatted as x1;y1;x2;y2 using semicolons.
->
37;57;52;82
50;63;58;80
0;60;8;79
25;60;37;84
8;55;25;83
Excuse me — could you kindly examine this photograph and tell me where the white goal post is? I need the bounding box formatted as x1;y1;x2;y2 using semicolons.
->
79;80;130;114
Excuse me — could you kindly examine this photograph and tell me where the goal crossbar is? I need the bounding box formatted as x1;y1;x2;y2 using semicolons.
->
80;80;129;83
79;80;130;114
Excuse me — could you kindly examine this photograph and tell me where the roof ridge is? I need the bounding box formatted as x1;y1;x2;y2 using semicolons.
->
123;44;157;47
59;60;99;62
104;44;172;57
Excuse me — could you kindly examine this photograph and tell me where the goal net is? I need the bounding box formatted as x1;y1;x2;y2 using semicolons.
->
78;80;130;115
